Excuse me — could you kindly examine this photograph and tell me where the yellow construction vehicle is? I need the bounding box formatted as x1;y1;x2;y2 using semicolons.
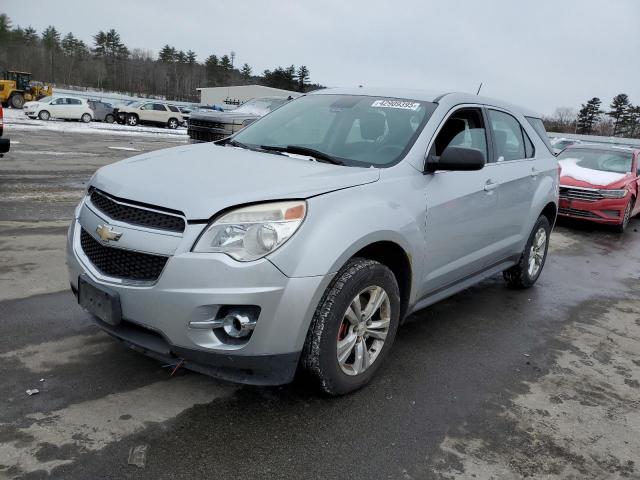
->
0;71;53;109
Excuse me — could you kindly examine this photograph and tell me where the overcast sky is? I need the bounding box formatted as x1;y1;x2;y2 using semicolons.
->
3;0;639;114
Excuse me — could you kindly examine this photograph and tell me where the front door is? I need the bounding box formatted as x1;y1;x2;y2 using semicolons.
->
421;106;500;295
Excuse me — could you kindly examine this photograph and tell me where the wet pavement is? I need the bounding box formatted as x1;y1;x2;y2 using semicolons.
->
0;129;638;479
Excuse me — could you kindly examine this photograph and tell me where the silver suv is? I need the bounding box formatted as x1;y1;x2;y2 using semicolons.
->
67;88;558;395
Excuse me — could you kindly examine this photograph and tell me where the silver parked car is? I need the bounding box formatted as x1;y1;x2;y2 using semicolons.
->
67;88;558;395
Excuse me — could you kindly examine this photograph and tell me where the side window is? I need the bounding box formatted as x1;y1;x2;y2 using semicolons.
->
430;108;488;161
168;105;179;112
70;99;82;105
488;110;525;162
141;103;153;110
523;128;535;158
153;104;167;111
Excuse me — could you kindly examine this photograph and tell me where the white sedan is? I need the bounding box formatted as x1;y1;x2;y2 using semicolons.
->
24;96;94;122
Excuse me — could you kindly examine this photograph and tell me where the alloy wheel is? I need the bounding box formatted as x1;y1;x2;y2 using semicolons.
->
336;285;391;376
528;227;547;278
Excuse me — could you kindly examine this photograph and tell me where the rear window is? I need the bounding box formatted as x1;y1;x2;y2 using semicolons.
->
525;116;554;154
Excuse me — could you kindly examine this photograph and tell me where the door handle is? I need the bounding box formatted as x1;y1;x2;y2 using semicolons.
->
483;180;499;192
530;167;539;178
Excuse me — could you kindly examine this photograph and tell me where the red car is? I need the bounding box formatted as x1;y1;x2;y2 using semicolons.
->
557;144;639;232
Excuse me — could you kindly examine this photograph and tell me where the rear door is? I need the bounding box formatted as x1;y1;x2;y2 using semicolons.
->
421;106;501;294
152;103;168;124
483;108;538;260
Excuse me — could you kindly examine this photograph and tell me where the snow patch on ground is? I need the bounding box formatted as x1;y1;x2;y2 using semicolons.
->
3;107;188;139
108;146;140;151
12;150;100;156
559;158;628;186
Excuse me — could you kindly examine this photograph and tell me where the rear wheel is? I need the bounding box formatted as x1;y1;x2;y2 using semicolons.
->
302;258;400;395
167;117;179;129
105;114;115;123
503;216;551;289
81;113;92;123
616;199;633;233
126;114;138;126
9;93;25;109
38;110;50;121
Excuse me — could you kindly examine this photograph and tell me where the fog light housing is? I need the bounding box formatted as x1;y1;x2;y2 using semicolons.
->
222;313;256;338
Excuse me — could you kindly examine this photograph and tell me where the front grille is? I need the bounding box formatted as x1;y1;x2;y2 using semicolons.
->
187;128;228;142
90;190;185;233
188;118;227;130
80;228;168;282
558;207;600;219
187;119;231;142
559;187;604;202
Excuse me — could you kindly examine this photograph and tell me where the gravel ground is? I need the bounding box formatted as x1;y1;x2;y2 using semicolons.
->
0;128;638;480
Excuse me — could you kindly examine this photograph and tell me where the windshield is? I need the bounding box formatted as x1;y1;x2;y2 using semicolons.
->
557;148;633;173
233;94;437;167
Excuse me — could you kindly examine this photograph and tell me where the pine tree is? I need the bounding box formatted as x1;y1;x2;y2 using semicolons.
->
608;94;631;137
42;26;61;82
240;63;252;82
576;97;602;135
296;65;310;92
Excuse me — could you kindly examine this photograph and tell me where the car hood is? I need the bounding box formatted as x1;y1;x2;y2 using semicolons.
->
91;143;380;219
190;110;261;125
559;158;631;189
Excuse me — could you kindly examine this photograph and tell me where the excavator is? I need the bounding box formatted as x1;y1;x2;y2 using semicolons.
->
0;71;53;109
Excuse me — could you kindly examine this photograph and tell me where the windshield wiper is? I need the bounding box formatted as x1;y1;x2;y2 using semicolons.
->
260;145;344;165
225;138;251;150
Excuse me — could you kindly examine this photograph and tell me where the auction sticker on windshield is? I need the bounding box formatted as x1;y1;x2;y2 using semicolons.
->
371;100;421;110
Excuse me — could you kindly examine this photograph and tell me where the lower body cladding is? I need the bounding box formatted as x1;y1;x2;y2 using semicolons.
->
66;212;333;386
558;196;629;225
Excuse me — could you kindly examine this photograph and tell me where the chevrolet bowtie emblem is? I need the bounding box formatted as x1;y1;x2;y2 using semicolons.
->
96;224;123;242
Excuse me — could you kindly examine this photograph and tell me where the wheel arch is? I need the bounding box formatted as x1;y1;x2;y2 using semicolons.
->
351;241;412;321
540;201;557;227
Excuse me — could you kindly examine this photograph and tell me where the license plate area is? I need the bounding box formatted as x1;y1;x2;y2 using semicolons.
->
78;275;122;326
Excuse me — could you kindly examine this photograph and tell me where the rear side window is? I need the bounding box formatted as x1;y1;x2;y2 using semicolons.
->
525;116;554;154
168;105;179;112
70;99;82;105
488;110;527;162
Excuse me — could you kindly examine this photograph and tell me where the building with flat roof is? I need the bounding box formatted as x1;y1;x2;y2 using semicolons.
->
197;85;299;106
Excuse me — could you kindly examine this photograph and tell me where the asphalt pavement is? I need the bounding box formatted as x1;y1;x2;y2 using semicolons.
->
0;129;638;479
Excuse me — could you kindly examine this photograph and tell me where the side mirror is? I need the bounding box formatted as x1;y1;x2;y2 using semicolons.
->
425;146;486;173
140;105;146;110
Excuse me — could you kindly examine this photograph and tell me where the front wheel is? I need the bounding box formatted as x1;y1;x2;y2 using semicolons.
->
503;216;551;289
105;114;115;123
9;93;25;109
81;113;92;123
38;110;50;121
616;199;633;233
301;258;400;395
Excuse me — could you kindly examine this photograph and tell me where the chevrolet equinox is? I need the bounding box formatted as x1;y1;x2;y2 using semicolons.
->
67;88;559;395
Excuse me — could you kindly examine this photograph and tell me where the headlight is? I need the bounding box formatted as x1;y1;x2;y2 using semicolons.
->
192;201;307;261
598;189;627;199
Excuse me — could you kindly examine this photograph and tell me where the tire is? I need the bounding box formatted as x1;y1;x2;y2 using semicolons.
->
301;258;401;395
9;93;25;109
81;113;92;123
503;216;551;289
167;117;179;129
616;198;633;233
126;114;138;126
105;114;115;124
38;110;51;121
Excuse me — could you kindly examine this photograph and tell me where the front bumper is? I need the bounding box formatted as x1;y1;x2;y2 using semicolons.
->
558;196;628;225
66;202;333;385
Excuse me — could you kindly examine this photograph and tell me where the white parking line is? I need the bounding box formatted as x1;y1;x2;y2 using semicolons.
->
108;146;140;151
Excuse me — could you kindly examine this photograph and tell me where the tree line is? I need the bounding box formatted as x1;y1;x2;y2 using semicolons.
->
0;13;322;103
543;94;640;139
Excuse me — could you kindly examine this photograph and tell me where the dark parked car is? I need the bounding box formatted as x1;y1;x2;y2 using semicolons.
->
87;100;116;123
188;96;291;142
